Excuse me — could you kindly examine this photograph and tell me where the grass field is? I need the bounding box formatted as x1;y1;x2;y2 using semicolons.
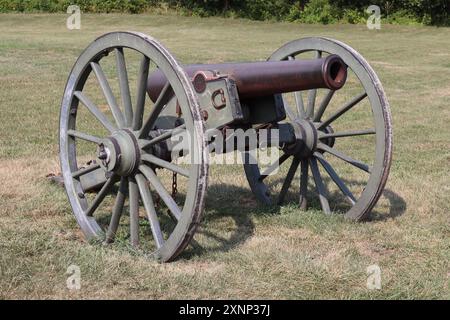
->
0;13;449;299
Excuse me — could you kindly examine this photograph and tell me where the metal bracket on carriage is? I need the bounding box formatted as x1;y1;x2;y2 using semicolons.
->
192;70;225;93
192;70;230;120
192;70;229;111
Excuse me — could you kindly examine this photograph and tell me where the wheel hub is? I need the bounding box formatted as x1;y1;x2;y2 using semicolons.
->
284;119;318;159
97;129;140;176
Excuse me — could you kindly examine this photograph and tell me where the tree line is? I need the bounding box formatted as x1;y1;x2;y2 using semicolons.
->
0;0;448;25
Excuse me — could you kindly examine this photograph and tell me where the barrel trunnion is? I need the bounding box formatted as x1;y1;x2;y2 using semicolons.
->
59;32;392;262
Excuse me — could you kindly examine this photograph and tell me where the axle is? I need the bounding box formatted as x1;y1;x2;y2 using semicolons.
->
147;54;347;102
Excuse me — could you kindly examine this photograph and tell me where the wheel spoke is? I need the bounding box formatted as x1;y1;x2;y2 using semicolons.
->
74;91;116;133
132;56;150;130
318;92;367;130
288;56;306;118
309;157;331;215
85;174;117;217
315;152;356;205
67;129;102;144
106;177;127;243
306;89;317;119
259;153;291;181
135;174;164;249
299;159;308;210
313;89;335;122
139;165;181;221
305;51;321;118
294;91;306;119
139;82;174;138
128;177;140;247
283;99;297;121
141;154;189;177
72;163;101;179
319;129;376;139
115;48;133;127
140;124;186;149
318;143;371;173
90;61;126;128
278;157;300;205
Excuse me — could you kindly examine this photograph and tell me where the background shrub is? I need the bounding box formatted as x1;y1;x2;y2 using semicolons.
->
0;0;448;26
342;8;366;24
297;0;338;24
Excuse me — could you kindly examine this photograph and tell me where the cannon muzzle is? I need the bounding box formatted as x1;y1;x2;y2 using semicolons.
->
147;54;347;102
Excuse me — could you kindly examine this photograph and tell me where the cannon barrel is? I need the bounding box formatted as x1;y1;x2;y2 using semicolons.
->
147;54;347;102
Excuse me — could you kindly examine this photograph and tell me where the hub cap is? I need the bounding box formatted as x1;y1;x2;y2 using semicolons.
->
97;129;140;176
284;119;319;159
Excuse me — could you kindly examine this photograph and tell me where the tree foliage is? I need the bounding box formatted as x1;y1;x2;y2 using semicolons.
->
0;0;448;25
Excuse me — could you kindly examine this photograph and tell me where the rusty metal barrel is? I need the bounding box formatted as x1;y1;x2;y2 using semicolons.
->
147;54;347;102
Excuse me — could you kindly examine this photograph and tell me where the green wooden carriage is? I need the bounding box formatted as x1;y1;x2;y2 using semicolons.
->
59;32;392;262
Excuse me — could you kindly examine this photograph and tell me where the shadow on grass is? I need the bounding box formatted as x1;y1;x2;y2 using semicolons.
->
60;174;405;260
262;175;407;222
178;178;406;260
178;183;265;260
368;188;407;222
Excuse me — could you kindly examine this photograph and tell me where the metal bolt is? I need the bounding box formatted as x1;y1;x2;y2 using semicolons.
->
201;109;209;121
105;172;114;179
98;151;108;160
78;192;85;198
97;144;110;164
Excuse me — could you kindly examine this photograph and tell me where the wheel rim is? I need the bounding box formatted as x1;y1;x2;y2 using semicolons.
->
60;32;208;262
244;37;392;221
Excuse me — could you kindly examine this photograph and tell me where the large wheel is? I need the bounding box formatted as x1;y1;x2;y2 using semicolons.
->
59;32;208;262
244;37;392;221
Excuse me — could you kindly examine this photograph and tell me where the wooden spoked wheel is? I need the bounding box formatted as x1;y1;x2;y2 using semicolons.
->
244;37;392;221
59;32;208;262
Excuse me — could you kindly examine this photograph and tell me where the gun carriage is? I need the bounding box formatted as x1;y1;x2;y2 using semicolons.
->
59;32;392;262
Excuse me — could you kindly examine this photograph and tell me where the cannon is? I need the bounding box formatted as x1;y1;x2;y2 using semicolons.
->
59;32;392;262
